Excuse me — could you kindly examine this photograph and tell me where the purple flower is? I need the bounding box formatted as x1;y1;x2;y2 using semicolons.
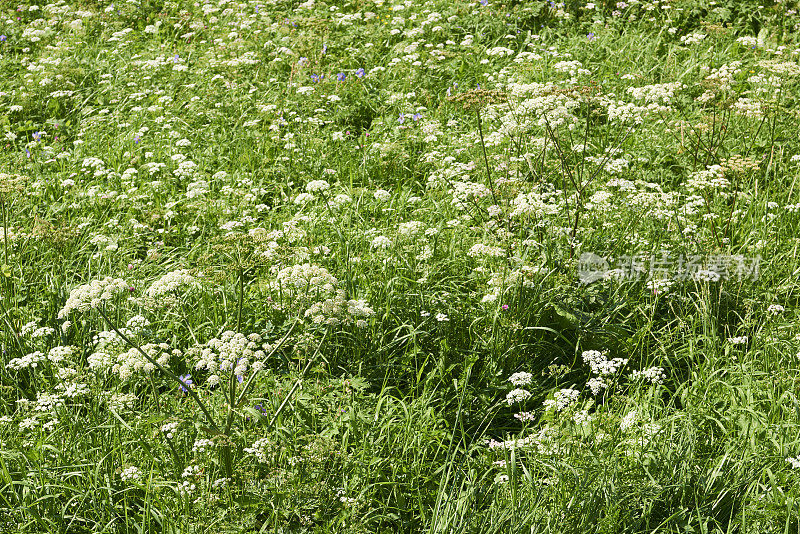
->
179;374;193;393
134;135;140;144
412;113;422;121
502;304;509;310
355;68;365;77
587;33;595;40
322;44;328;54
0;36;6;42
398;113;405;124
337;72;346;82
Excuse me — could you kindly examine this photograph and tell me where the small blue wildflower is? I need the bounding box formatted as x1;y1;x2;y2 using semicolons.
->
179;374;193;393
337;72;346;82
356;68;365;77
398;113;405;124
412;113;422;121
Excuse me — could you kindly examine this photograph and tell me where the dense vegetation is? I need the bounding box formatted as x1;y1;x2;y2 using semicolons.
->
1;0;800;531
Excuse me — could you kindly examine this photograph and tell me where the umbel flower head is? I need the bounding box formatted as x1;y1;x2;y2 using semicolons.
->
58;277;129;319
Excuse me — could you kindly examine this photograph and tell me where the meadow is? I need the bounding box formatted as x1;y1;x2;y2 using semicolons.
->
1;0;800;531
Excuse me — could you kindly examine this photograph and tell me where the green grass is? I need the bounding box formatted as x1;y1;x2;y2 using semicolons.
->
1;0;800;532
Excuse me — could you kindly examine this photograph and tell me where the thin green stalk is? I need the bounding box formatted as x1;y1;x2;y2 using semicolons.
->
96;306;220;432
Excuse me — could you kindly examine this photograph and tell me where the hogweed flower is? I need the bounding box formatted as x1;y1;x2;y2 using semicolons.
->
508;371;532;387
506;388;531;405
58;277;129;319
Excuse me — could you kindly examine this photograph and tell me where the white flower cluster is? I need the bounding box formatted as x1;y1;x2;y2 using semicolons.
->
108;393;138;411
126;315;150;331
732;97;764;118
191;331;268;385
47;345;76;363
87;329;131;371
373;189;391;202
506;388;532;405
543;388;580;412
192;438;215;453
120;466;142;482
582;350;628;376
397;220;426;238
271;263;374;326
161;421;180;439
767;304;785;315
273;263;337;297
182;464;201;478
58;277;129;318
508;371;533;387
509;189;562;219
486;426;562;455
631;366;666;384
113;343;173;381
582;350;628;395
736;36;764;49
6;351;45;371
449;181;490;210
787;456;800;469
468;244;506;258
146;269;199;299
244;437;272;463
305;179;330;193
626;82;685;104
304;290;375;327
686;165;729;192
680;32;706;45
35;392;65;412
371;235;392;249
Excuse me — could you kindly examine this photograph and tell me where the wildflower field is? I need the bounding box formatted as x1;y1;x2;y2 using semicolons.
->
3;0;800;531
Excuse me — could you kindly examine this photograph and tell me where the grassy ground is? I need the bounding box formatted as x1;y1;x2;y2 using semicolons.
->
1;0;800;532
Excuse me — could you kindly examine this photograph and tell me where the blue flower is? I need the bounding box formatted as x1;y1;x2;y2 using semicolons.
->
412;113;422;121
398;113;405;124
356;68;365;77
179;374;193;393
0;36;6;42
337;72;346;82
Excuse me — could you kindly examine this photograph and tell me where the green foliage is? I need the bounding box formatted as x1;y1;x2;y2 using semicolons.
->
2;0;800;531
